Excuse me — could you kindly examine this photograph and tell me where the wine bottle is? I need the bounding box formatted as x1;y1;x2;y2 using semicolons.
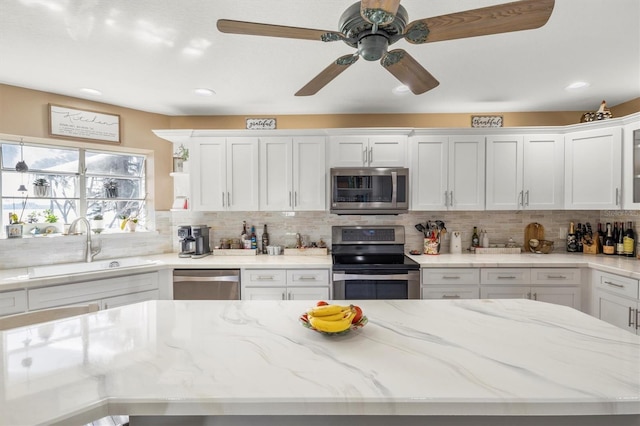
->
471;227;480;248
603;223;615;255
612;222;619;253
624;221;635;257
596;223;604;251
250;226;257;250
616;222;625;256
566;222;578;252
261;224;270;255
576;223;583;252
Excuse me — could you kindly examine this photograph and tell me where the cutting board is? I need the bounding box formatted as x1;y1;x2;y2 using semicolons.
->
524;223;545;252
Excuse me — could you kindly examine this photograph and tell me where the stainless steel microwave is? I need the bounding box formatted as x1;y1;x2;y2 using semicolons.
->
330;167;409;214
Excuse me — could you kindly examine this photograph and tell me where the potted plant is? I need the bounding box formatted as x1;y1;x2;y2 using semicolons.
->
42;209;58;223
173;144;189;173
33;178;50;197
103;179;118;198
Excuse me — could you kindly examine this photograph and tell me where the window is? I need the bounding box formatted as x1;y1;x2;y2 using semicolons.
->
1;141;146;234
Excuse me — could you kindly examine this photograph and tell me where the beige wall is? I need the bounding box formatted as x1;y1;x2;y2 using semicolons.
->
2;83;639;209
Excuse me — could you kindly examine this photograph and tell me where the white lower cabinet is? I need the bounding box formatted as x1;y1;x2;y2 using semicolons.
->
421;268;480;299
480;268;582;310
592;270;640;334
0;289;28;316
241;269;330;300
27;272;160;311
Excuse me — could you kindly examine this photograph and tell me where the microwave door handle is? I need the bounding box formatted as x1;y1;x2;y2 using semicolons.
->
391;171;397;207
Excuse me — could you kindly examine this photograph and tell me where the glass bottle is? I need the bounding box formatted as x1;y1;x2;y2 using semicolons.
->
616;222;625;256
471;227;480;248
566;222;578;252
603;223;615;255
250;226;257;250
261;224;270;255
624;221;636;257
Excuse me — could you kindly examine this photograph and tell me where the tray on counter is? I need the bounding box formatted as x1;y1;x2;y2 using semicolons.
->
474;247;522;254
283;248;329;256
212;249;257;256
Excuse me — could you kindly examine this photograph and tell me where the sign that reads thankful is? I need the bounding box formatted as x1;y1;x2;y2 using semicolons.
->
246;118;277;130
471;115;503;128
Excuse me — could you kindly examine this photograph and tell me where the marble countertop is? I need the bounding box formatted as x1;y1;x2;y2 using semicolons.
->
2;252;640;292
1;299;638;425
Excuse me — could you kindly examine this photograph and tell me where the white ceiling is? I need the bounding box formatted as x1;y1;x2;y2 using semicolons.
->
1;0;639;117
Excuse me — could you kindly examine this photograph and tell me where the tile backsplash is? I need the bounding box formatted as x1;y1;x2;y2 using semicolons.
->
2;209;639;269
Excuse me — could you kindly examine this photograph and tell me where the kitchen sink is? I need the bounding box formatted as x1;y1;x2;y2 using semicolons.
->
27;257;157;279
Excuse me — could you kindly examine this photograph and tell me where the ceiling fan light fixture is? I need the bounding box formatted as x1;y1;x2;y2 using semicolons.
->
565;81;590;90
194;88;215;96
392;84;410;95
80;87;102;96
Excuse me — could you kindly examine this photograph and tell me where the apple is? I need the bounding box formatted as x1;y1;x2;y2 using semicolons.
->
351;305;363;324
316;300;329;306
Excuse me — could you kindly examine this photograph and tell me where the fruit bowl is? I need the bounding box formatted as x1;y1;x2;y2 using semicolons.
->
299;313;368;336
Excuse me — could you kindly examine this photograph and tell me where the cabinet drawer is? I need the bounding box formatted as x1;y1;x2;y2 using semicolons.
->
243;269;287;286
594;271;639;299
0;290;28;316
29;272;159;310
422;268;480;285
530;268;582;285
287;269;329;286
422;286;479;300
481;268;530;285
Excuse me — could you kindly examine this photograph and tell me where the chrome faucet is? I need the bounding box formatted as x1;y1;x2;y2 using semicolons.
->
69;217;101;262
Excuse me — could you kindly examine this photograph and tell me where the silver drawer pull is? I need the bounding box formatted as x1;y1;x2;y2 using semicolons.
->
442;295;461;299
546;275;566;279
604;281;624;288
442;276;460;280
297;276;317;281
629;307;635;328
497;276;517;279
257;276;275;280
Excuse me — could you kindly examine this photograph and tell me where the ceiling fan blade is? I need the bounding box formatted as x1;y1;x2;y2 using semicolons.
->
360;0;401;25
295;54;359;96
380;49;439;95
404;0;555;44
217;19;342;42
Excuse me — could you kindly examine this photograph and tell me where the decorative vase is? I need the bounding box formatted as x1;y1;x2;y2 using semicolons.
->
126;220;137;232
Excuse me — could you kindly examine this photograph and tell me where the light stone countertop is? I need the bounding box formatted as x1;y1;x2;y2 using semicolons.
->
3;251;640;292
1;299;638;426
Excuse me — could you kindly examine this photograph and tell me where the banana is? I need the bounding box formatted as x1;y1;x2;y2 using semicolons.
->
307;304;349;317
309;311;356;333
120;218;128;230
311;308;351;322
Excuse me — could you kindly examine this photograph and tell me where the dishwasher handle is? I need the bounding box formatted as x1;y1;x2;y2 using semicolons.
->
173;275;239;283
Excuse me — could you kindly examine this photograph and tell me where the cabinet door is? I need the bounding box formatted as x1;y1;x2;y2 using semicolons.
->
293;137;326;211
485;135;523;210
523;135;564;210
410;136;448;210
593;288;639;333
227;138;260;211
531;286;581;310
564;127;622;209
368;135;407;167
260;137;293;211
622;121;640;209
328;136;368;167
287;286;330;301
242;287;287;300
449;136;485;210
191;138;226;211
101;290;159;310
480;285;528;299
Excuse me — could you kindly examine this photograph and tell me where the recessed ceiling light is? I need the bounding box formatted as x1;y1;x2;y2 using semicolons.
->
392;85;411;95
194;88;215;96
80;88;102;96
565;81;590;90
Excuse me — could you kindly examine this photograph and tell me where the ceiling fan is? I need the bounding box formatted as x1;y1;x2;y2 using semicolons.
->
217;0;555;96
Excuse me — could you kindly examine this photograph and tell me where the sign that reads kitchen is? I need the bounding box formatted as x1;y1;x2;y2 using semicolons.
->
471;115;503;128
246;118;277;130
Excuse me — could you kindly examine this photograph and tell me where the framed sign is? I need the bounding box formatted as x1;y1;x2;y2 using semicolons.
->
471;115;503;128
246;118;276;130
49;104;121;143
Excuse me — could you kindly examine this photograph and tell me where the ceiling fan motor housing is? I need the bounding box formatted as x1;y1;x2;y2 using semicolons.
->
339;2;408;49
358;34;389;61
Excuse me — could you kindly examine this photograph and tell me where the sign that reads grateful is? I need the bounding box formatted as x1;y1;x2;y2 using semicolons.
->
471;115;504;128
246;118;277;130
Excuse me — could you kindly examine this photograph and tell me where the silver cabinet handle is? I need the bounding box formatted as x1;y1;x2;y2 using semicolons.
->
527;292;532;299
222;192;225;207
497;276;517;279
282;292;286;300
546;275;567;279
368;147;373;165
449;191;453;207
442;295;461;299
257;275;275;280
294;191;298;207
363;148;367;165
532;292;537;300
289;191;292;207
334;273;409;281
297;276;317;281
616;188;620;206
518;190;524;207
604;281;624;288
444;191;449;207
525;190;530;206
227;192;231;206
442;276;461;280
629;307;635;328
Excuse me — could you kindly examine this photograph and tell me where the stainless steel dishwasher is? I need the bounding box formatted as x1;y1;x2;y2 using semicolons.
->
173;269;240;300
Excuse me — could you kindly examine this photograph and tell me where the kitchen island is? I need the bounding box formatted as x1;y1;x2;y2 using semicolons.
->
1;299;638;426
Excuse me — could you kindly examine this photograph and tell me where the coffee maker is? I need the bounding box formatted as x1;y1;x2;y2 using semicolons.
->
191;225;211;258
178;225;196;258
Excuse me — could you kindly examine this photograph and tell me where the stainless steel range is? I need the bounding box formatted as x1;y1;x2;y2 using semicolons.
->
332;225;420;299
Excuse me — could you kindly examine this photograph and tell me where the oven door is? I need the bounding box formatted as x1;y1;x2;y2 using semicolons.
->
332;269;420;300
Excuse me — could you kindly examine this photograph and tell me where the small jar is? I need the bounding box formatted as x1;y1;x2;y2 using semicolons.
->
219;238;230;249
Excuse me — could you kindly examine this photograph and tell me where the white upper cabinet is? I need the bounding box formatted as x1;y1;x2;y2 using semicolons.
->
260;136;326;211
564;127;622;210
622;120;640;209
411;135;485;211
486;134;563;210
191;137;259;211
329;135;407;167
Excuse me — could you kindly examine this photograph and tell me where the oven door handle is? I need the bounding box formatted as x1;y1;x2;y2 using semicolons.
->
333;273;410;281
